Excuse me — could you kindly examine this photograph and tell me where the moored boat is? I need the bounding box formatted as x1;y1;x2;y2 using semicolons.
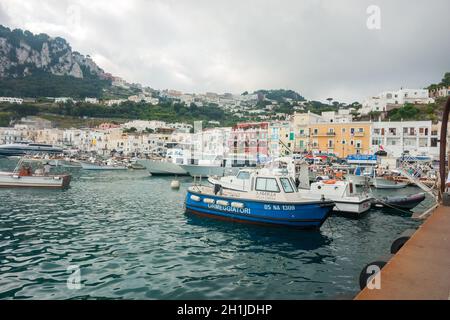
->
297;180;373;215
374;193;426;210
0;172;71;188
79;160;127;170
186;169;335;229
0;158;71;189
372;177;407;189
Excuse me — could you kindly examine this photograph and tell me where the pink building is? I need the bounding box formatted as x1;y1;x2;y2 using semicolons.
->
229;122;269;161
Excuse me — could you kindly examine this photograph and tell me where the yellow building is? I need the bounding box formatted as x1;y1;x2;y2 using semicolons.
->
309;122;372;158
291;112;322;153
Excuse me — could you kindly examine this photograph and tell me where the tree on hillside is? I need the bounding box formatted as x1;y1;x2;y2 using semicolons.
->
326;98;333;105
442;72;450;86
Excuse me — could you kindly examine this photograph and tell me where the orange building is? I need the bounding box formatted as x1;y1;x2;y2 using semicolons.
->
308;122;372;158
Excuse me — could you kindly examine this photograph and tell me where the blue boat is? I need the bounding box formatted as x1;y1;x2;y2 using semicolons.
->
185;169;335;229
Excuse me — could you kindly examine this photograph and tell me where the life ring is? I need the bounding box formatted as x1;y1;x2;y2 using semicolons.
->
323;180;336;184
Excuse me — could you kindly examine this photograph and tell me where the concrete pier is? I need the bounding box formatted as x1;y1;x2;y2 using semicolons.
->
355;205;450;300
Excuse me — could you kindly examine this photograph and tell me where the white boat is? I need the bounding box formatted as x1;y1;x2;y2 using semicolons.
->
0;172;71;188
345;166;374;186
372;177;407;189
208;169;253;192
179;155;242;177
210;156;373;215
0;158;71;188
137;148;189;175
138;148;257;177
297;180;373;215
79;160;127;170
0;142;63;156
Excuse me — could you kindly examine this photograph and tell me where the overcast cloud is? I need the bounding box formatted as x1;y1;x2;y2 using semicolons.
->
0;0;449;102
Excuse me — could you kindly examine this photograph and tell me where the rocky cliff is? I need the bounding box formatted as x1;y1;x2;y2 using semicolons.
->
0;25;107;80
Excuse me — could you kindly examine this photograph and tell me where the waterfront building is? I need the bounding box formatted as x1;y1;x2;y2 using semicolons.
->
309;122;372;158
291;111;322;153
268;121;295;157
229;122;269;163
371;121;440;159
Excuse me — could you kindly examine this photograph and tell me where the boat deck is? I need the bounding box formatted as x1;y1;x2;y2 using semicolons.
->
355;205;450;300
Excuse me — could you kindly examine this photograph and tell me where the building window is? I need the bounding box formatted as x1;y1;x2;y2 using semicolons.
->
431;138;438;147
389;128;397;136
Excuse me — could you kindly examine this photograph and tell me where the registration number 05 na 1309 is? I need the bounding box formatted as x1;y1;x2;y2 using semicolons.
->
264;204;295;211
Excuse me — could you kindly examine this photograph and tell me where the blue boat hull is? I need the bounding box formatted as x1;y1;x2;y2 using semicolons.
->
185;191;334;229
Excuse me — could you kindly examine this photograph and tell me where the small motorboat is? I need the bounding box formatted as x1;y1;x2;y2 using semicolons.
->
128;163;146;170
186;168;335;229
0;158;71;189
297;179;373;215
372;177;407;189
374;193;426;210
79;160;127;170
210;168;372;216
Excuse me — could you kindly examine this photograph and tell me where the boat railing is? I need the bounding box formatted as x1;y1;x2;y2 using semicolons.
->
398;155;438;200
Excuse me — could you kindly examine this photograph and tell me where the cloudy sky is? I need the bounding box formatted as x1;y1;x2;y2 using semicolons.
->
0;0;449;102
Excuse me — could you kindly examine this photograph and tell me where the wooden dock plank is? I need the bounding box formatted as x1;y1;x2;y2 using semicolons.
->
355;205;450;300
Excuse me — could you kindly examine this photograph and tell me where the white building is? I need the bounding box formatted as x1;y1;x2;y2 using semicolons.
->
54;97;74;103
320;109;353;123
127;94;159;105
370;121;439;159
105;99;127;107
85;97;99;104
122;120;167;132
430;86;450;98
0;97;23;104
361;89;434;115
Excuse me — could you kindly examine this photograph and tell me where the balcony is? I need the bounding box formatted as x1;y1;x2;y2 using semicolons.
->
354;132;365;137
311;132;335;137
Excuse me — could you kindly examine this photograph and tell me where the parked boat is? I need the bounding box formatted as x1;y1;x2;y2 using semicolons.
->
374;193;426;210
187;169;335;229
137;148;189;175
128;163;146;170
0;158;71;188
297;180;373;215
210;168;372;215
372;177;407;189
79;160;127;170
0;142;63;156
345;166;373;186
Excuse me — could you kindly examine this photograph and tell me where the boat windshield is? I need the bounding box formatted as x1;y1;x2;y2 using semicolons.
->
236;171;250;180
280;178;294;193
255;177;280;193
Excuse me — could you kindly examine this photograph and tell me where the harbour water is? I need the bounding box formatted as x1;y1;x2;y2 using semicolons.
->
0;160;432;299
